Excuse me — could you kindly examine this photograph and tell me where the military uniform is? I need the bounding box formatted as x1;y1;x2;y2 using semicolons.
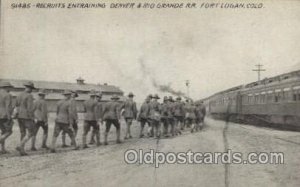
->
195;103;206;131
149;94;161;138
50;90;78;153
16;91;35;140
89;93;103;145
167;97;176;136
160;97;169;137
0;82;14;153
102;95;121;145
185;102;196;132
122;92;137;139
15;82;36;155
173;97;185;134
82;94;100;148
31;91;48;150
138;97;151;138
62;92;78;147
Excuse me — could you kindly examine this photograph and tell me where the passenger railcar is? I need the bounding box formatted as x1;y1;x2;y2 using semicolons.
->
204;70;300;130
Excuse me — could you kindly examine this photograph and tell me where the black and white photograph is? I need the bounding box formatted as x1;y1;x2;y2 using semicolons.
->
0;0;299;186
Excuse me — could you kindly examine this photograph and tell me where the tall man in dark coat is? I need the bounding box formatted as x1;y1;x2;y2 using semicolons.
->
31;89;49;150
50;90;79;153
0;82;14;154
15;82;36;156
122;92;137;139
82;90;100;148
102;94;122;145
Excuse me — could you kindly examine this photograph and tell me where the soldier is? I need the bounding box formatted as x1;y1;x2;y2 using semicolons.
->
173;96;184;135
50;90;79;153
82;90;100;148
0;82;14;154
168;96;176;136
31;89;48;150
122;92;137;139
147;94;154;137
89;91;103;145
149;94;161;138
194;102;204;132
160;96;169;137
199;101;206;130
62;90;78;147
138;96;151;138
15;81;36;156
185;101;197;133
102;94;122;145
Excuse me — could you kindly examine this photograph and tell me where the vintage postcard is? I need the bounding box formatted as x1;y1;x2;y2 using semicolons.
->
0;0;299;187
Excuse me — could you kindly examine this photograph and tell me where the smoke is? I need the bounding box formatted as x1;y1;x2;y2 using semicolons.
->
139;57;191;100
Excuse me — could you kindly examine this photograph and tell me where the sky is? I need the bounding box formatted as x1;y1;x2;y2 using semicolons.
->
1;0;300;102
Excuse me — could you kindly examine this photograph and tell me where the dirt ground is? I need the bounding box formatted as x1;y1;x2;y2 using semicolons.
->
0;115;300;187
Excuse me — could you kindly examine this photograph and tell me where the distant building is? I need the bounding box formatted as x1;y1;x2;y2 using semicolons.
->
0;77;125;112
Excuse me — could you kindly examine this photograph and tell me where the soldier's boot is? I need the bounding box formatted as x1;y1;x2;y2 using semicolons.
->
128;123;132;139
116;129;122;144
0;141;9;154
16;146;27;156
61;133;69;148
104;132;109;145
31;135;37;151
89;132;96;145
96;132;101;146
41;133;49;149
82;134;89;149
70;135;79;150
139;125;144;138
50;136;58;153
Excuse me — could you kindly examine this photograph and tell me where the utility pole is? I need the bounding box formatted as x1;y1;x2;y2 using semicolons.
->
185;80;190;98
252;64;266;81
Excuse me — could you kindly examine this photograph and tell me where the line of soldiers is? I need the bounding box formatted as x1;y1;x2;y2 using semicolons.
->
138;94;206;139
0;81;206;156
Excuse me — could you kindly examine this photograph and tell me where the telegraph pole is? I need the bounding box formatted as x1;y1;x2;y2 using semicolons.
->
185;80;190;98
252;64;266;81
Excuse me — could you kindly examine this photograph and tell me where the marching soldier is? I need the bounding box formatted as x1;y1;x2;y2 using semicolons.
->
173;96;184;135
16;81;36;156
31;89;49;150
161;96;169;137
122;92;137;139
89;91;103;145
62;90;78;147
185;101;197;133
102;94;122;145
50;90;79;153
199;101;206;130
138;96;151;138
82;90;100;148
149;94;161;138
0;82;14;154
194;101;205;132
147;94;154;137
168;96;176;136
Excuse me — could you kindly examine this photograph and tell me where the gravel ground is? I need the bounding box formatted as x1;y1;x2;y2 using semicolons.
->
0;115;300;187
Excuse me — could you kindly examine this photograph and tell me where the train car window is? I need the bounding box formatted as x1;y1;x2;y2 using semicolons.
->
267;91;273;102
292;86;300;101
